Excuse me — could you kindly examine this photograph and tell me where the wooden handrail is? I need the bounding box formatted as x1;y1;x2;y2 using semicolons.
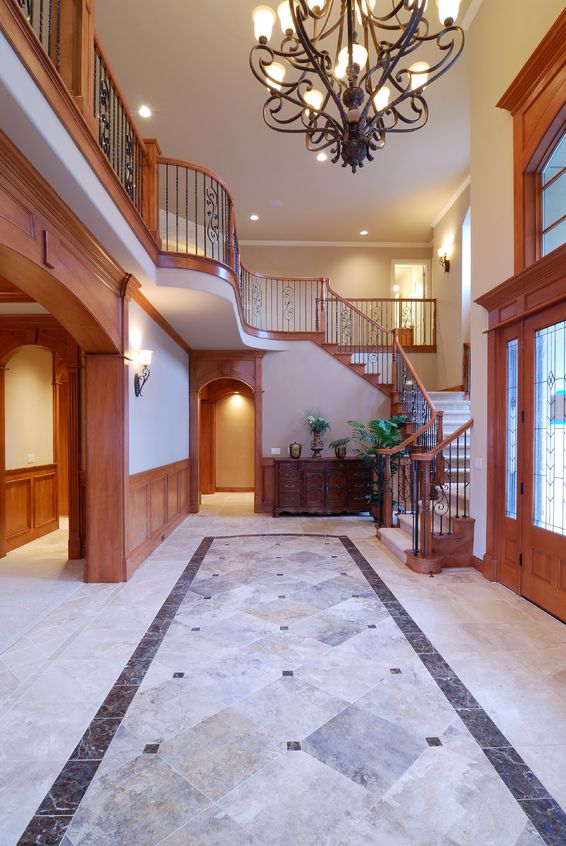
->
157;155;234;202
347;297;437;304
413;418;474;461
325;282;393;335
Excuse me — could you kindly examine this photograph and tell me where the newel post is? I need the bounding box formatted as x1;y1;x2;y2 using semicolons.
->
59;0;96;128
142;138;161;243
382;455;394;527
318;278;328;335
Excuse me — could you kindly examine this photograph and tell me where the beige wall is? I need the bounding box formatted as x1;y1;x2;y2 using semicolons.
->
433;185;471;391
263;340;390;455
215;393;254;488
469;1;564;557
240;244;432;299
5;346;54;469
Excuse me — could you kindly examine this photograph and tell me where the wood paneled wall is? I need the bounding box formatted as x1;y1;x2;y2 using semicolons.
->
5;464;58;551
126;459;190;578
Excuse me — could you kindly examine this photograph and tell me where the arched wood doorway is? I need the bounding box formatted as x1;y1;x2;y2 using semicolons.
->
0;317;81;561
199;378;255;496
189;351;264;513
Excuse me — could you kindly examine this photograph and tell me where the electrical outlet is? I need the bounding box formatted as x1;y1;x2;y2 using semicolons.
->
473;457;483;470
271;447;281;456
27;453;35;464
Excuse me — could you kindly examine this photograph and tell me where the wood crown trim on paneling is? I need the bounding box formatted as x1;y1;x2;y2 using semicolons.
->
129;458;190;490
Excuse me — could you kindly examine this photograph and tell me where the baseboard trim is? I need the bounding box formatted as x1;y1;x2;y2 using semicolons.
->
215;487;254;492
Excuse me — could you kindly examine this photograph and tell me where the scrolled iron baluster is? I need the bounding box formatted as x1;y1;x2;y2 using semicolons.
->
124;128;135;201
205;185;219;248
282;284;295;328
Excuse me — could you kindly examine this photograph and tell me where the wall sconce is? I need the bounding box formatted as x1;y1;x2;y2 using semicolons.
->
438;242;452;273
130;349;153;397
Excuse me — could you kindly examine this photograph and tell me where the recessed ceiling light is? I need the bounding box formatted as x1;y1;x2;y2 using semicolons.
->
316;152;328;162
250;214;259;221
360;230;369;236
138;105;152;118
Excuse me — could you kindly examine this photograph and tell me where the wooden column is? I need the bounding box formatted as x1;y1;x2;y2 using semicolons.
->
189;387;200;513
0;365;5;560
68;341;82;559
253;354;264;514
84;353;127;582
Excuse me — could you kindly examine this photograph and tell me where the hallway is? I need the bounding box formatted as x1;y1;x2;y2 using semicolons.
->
1;497;564;845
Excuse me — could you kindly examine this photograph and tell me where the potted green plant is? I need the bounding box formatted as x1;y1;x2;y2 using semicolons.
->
304;411;330;458
328;437;349;459
336;415;409;523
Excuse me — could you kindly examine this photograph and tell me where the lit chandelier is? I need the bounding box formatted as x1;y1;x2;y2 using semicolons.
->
250;0;464;173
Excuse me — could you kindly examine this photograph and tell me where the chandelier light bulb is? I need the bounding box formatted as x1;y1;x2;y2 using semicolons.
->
265;62;286;91
304;89;324;111
316;152;328;161
334;62;347;79
436;0;460;24
253;5;277;42
307;0;322;11
355;0;376;23
338;43;368;70
277;1;295;34
409;61;430;90
373;86;391;111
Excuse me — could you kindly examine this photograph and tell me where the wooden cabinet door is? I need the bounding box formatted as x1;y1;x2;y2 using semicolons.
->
325;466;348;508
303;468;325;507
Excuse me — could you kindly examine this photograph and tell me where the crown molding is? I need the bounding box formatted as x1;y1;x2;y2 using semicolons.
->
461;0;483;30
239;240;432;249
431;175;471;229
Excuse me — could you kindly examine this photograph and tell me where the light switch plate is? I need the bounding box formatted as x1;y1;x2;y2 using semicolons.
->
473;457;483;470
271;448;281;456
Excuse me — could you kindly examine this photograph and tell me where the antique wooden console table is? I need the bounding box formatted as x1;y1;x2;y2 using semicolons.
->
273;457;371;517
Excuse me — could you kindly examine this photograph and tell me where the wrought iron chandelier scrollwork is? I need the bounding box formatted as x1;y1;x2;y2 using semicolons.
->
250;0;465;173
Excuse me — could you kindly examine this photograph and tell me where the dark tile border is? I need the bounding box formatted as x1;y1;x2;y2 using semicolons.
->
337;535;566;846
16;537;213;846
17;532;566;846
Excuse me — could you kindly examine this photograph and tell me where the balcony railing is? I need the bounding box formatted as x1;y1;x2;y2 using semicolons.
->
15;0;61;70
348;298;436;349
93;37;145;215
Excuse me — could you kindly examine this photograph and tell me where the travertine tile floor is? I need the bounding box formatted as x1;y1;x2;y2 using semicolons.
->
1;494;565;845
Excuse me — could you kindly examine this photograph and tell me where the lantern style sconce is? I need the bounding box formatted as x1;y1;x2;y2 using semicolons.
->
438;241;453;273
130;349;153;397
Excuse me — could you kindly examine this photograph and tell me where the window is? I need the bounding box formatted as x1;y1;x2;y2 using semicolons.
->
505;339;519;520
541;130;566;256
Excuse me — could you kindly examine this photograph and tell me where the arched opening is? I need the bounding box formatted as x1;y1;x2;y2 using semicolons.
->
199;378;255;514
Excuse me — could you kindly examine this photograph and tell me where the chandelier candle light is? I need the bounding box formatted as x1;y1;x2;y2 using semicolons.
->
250;0;464;172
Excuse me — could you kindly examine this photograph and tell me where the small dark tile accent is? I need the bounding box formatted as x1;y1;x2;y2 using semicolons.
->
287;741;302;751
278;595;286;599
144;744;160;754
282;670;294;677
426;737;442;747
277;573;284;577
203;596;212;600
352;594;360;598
191;627;201;632
173;672;185;679
332;556;338;558
367;624;377;629
280;625;289;631
340;572;348;575
213;573;220;577
390;668;402;674
17;814;72;843
37;761;100;815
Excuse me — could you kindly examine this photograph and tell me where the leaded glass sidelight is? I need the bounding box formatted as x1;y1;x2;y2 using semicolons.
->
533;320;566;536
506;339;519;519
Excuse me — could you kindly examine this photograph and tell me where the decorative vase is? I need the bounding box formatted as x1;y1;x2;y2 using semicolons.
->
334;444;347;459
289;441;302;459
310;431;323;458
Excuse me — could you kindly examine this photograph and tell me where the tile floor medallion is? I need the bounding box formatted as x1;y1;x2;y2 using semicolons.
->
12;528;566;846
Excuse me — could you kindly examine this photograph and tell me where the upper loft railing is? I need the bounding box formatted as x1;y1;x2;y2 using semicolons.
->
93;36;145;215
16;0;61;71
348;298;436;350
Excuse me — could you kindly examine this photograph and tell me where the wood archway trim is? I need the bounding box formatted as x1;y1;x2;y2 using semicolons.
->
189;351;264;514
0;315;82;561
498;9;566;272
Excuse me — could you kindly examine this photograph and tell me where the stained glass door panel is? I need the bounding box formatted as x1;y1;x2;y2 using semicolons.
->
521;306;566;622
498;327;522;593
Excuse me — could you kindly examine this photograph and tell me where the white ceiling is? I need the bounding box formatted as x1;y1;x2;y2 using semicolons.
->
94;1;472;244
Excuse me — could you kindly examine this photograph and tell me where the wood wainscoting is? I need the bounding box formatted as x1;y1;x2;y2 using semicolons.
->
126;459;190;578
260;458;275;513
5;464;58;551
